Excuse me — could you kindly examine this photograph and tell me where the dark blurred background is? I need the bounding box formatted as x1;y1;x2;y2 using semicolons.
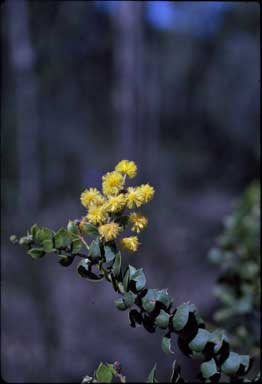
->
1;1;260;382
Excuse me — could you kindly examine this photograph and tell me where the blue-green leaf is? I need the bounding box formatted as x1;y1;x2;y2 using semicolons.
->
172;303;190;331
88;238;101;258
155;310;170;329
161;336;174;354
201;358;218;379
189;329;210;352
221;352;241;376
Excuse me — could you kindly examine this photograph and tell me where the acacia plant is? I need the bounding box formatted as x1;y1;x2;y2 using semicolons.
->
11;160;259;383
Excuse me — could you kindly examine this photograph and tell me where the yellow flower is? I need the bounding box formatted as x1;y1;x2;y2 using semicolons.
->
115;160;137;178
120;236;139;252
80;188;104;208
129;212;148;233
102;171;124;196
138;184;155;204
86;205;108;225
126;187;143;209
98;222;121;242
105;194;127;213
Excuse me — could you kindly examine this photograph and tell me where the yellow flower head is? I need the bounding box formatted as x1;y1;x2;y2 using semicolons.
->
129;212;148;233
86;205;108;225
80;188;104;208
102;171;124;196
126;187;144;209
115;160;137;179
138;184;155;204
98;222;121;242
105;194;127;213
120;236;139;252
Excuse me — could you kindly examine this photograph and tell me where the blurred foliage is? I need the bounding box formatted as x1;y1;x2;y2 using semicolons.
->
208;181;260;354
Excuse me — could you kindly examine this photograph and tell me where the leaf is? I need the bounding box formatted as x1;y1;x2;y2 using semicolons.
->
10;235;18;244
123;291;136;308
146;364;158;383
114;298;127;311
67;220;80;235
131;268;146;291
142;289;157;313
201;358;218;379
36;227;53;242
188;329;210;352
81;223;99;236
239;355;250;373
58;255;75;267
77;259;103;280
72;238;82;254
95;363;115;383
129;309;143;327
161;336;174;354
112;252;121;278
209;329;229;354
221;352;241;376
156;289;173;308
54;228;71;248
104;244;116;263
123;268;130;291
28;248;45;259
172;303;190;331
19;236;33;245
155;310;170;329
42;239;53;253
88;238;101;258
30;224;40;238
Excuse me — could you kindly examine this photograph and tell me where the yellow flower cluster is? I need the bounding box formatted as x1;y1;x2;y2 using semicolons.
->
79;160;154;253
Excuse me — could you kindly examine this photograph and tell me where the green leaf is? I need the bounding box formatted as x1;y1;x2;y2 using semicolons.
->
114;298;127;311
156;289;173;308
209;329;229;354
131;268;146;291
81;223;98;236
95;363;115;383
42;239;53;253
36;227;53;242
72;238;82;254
104;244;116;263
112;252;121;278
188;329;210;352
88;238;101;258
142;289;157;313
31;224;40;238
161;336;174;354
10;235;18;244
28;248;45;259
201;358;218;379
146;364;158;383
67;220;80;235
172;303;190;331
58;255;74;267
155;310;170;329
221;352;241;376
239;355;250;373
129;309;142;327
54;228;71;248
123;268;130;291
77;259;103;280
19;236;33;245
123;291;136;308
